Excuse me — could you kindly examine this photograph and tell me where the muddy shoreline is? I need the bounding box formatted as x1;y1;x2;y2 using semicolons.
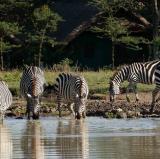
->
6;92;160;119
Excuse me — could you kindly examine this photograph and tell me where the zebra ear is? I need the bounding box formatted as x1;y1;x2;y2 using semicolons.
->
27;93;32;98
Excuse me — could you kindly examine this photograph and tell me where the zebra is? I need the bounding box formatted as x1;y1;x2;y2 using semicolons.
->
46;73;89;119
20;66;46;120
151;64;160;112
0;81;12;121
109;60;160;111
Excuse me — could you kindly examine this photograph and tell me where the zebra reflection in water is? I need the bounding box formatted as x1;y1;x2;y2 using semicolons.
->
55;119;89;159
21;121;44;159
0;124;13;159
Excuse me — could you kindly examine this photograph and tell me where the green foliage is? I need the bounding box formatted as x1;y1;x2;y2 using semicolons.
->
0;21;21;69
59;58;73;66
92;16;127;41
119;36;148;50
90;0;144;13
52;58;73;72
153;36;160;46
0;21;20;37
89;0;111;12
32;5;62;33
0;41;11;51
30;4;62;66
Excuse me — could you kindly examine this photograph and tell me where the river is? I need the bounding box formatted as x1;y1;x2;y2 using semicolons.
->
1;117;160;159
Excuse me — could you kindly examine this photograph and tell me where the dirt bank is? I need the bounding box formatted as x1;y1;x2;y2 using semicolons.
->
6;92;160;119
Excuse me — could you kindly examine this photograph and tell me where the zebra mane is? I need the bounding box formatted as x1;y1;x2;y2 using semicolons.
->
110;64;129;81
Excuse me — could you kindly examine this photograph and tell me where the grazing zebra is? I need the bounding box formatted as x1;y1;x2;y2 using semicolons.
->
20;66;46;120
46;73;89;119
150;64;160;112
0;81;12;121
109;60;160;110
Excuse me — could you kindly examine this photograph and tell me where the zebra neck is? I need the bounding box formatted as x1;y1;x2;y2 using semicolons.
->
113;76;125;86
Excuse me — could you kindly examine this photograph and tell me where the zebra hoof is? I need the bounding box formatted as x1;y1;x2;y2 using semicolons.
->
32;114;39;120
75;113;81;120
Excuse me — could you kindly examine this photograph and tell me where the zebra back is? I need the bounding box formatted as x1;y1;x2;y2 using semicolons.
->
128;60;160;84
55;73;88;100
20;66;45;97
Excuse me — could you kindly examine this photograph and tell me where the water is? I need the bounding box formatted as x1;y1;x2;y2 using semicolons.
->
1;117;160;159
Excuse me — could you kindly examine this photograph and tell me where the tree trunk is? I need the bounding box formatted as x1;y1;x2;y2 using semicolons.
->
38;23;48;67
152;0;160;59
0;37;4;71
38;35;44;67
112;41;115;69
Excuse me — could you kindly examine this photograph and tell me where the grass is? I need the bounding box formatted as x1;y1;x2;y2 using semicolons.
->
0;69;155;96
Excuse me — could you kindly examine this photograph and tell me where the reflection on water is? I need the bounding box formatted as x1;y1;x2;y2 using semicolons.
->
55;119;89;159
0;124;13;159
21;121;44;159
2;118;160;159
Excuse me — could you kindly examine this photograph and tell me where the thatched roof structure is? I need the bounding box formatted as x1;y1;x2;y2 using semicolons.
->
53;0;98;41
53;1;152;45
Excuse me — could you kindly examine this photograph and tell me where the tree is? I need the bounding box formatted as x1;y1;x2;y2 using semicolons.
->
0;21;20;70
90;0;160;60
152;0;160;58
92;16;127;68
31;4;62;67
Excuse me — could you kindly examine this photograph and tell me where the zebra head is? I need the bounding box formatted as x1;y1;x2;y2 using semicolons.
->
27;94;40;119
75;93;87;119
109;81;120;102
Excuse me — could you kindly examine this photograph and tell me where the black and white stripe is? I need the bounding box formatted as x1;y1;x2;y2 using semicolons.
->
0;81;12;121
20;66;46;119
150;64;160;112
109;60;160;104
51;73;89;119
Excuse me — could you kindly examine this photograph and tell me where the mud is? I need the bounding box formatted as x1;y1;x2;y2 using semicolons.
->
5;92;160;119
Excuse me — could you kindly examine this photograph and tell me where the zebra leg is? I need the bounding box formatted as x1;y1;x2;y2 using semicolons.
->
68;103;75;117
0;112;4;123
126;83;133;102
82;111;86;118
26;103;31;120
133;84;139;102
150;87;159;113
57;95;62;117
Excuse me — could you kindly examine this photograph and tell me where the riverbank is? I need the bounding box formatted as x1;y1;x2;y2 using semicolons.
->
6;92;160;119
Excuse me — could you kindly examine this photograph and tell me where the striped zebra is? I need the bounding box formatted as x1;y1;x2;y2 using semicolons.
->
109;60;160;111
151;64;160;112
0;81;12;121
20;66;46;119
46;73;89;119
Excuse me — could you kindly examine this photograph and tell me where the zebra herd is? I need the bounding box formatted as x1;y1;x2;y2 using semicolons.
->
1;60;160;121
0;66;89;121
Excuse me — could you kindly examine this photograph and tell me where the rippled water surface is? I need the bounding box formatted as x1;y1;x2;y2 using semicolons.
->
1;117;160;159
